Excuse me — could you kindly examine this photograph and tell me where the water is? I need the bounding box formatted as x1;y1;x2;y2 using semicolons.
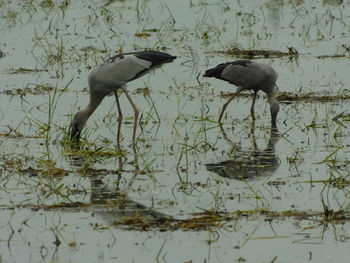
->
1;0;350;262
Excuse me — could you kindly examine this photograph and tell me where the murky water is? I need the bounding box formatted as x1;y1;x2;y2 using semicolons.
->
1;0;350;262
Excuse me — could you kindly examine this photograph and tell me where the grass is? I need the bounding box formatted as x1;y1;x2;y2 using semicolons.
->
5;67;47;74
276;91;350;102
4;201;350;231
212;44;299;59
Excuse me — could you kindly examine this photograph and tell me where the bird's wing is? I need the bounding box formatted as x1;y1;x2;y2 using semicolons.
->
91;55;153;86
221;62;267;89
133;51;176;66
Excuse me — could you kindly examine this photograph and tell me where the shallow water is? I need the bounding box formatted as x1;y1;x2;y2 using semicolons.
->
1;0;350;262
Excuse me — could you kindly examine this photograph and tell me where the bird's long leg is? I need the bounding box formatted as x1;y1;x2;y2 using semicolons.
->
121;86;140;143
114;90;123;146
250;91;257;121
218;90;240;123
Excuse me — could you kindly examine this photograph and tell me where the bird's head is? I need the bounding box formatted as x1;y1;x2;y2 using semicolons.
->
70;111;88;142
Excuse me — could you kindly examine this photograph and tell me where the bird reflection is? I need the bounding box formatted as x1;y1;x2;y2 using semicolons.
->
206;127;280;180
66;143;172;230
90;177;172;229
265;0;282;29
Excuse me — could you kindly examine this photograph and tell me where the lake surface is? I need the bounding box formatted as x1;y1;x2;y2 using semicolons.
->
1;0;350;262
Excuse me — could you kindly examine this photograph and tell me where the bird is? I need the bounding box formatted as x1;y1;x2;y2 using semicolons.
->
203;60;279;127
70;50;176;143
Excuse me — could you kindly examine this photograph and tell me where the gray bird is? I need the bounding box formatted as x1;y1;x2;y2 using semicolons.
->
203;60;279;127
70;51;176;143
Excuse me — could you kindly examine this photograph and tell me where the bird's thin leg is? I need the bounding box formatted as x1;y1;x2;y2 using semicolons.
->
250;91;257;121
121;86;140;143
114;90;123;146
218;91;240;123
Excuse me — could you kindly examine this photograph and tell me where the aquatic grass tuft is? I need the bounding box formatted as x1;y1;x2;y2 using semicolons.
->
212;44;298;59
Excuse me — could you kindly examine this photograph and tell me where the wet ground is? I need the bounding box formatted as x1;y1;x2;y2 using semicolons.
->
1;0;350;262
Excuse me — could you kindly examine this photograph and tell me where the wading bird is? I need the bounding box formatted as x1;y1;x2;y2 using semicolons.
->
203;60;279;127
70;50;176;143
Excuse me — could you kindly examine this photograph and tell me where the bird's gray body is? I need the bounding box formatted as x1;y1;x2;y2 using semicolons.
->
203;60;278;95
88;55;152;94
70;51;176;141
203;60;279;126
88;51;175;96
